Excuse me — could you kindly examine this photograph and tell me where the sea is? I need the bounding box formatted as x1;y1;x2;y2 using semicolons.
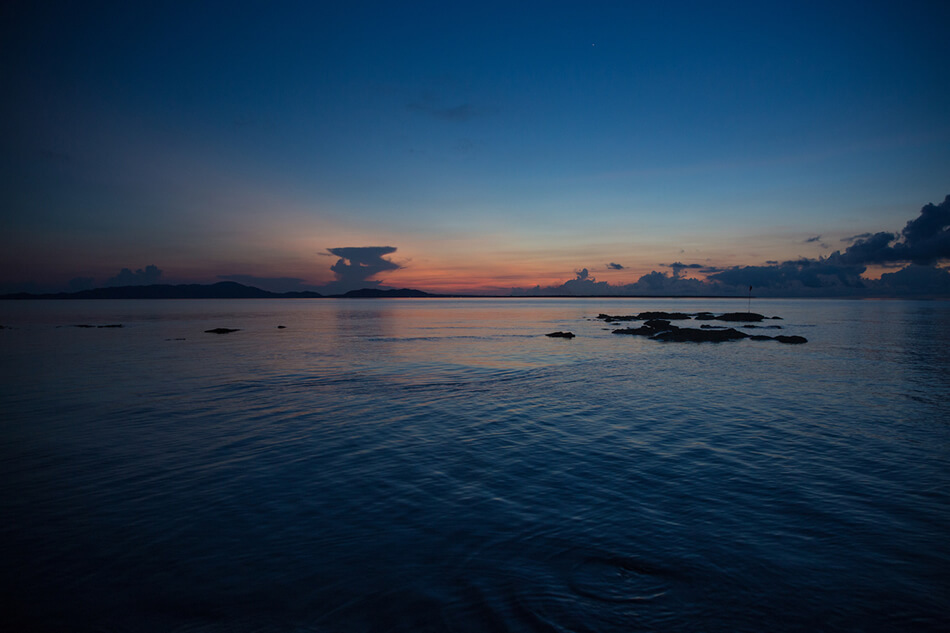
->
1;297;948;632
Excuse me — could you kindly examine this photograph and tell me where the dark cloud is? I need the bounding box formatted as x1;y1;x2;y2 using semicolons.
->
664;262;704;269
663;262;704;279
841;233;872;243
218;275;321;294
877;265;950;294
896;195;950;264
831;231;900;265
105;265;162;287
804;235;822;243
708;260;867;292
829;195;950;266
512;268;725;297
321;246;401;294
607;262;625;270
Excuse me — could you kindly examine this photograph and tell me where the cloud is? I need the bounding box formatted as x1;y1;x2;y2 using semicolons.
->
105;265;162;287
829;195;950;266
877;265;950;294
661;262;706;280
707;260;867;292
321;246;401;294
664;262;704;269
804;235;822;243
841;233;872;243
606;262;625;270
513;268;728;297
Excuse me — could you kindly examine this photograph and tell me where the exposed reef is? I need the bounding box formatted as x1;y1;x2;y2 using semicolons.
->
546;331;576;338
205;328;241;334
599;312;807;344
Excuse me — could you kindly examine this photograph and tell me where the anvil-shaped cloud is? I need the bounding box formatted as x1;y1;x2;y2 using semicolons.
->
320;246;402;294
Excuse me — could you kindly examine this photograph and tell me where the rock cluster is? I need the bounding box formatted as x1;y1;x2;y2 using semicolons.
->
598;312;806;344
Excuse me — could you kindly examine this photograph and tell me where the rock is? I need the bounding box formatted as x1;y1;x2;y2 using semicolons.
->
775;335;807;344
596;313;638;322
205;328;241;334
97;324;123;328
713;312;765;322
653;327;749;342
612;326;658;336
546;331;575;338
642;319;674;330
277;325;287;329
635;311;693;320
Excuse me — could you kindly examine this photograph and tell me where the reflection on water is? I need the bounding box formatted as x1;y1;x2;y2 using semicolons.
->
1;298;948;631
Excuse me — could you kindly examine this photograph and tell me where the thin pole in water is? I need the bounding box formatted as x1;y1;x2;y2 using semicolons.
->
748;285;752;313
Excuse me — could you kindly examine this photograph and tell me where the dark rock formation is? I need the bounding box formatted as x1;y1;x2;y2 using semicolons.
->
612;326;657;336
546;331;576;338
277;325;287;329
775;335;807;344
653;327;749;342
703;312;765;322
205;328;240;334
636;311;693;320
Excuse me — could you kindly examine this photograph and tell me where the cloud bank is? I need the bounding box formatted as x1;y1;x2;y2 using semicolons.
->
514;196;950;297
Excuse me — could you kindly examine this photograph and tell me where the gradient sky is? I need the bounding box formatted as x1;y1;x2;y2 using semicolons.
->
2;0;948;294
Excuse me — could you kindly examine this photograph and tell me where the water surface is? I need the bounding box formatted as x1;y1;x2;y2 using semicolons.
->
1;298;948;631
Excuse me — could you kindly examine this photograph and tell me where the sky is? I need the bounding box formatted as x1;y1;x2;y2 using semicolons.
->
1;0;949;296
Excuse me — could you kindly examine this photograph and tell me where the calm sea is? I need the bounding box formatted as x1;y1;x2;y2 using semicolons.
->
1;298;948;632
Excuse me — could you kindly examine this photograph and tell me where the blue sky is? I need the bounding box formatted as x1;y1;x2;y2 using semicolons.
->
1;0;948;295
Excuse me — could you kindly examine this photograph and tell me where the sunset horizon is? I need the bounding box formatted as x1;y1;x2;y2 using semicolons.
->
2;2;948;298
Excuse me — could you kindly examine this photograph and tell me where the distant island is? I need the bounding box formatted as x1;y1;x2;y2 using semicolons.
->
0;281;443;300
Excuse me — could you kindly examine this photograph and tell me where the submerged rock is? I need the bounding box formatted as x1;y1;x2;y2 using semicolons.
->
546;331;576;338
205;328;241;334
277;325;287;329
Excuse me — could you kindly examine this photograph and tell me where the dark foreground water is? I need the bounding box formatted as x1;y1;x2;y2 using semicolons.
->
1;298;948;632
